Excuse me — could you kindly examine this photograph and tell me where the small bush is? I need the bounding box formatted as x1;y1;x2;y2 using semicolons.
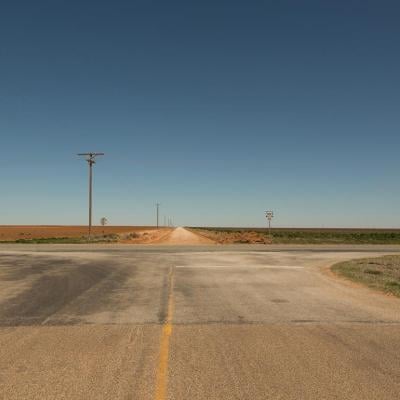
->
365;269;382;275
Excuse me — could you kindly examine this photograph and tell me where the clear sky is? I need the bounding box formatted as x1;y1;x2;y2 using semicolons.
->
1;0;400;227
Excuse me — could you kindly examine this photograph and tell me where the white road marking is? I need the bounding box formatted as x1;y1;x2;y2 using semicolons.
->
175;265;304;269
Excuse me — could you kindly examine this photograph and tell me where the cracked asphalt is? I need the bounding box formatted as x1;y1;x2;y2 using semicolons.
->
0;244;399;399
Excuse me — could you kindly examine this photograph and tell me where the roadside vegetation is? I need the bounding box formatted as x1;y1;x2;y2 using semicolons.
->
0;227;172;244
332;255;400;298
189;227;400;245
0;225;159;242
3;234;120;244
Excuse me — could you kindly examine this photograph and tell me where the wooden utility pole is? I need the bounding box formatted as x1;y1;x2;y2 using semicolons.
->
78;152;104;239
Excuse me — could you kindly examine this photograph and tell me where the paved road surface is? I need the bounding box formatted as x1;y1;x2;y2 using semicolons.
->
0;244;399;399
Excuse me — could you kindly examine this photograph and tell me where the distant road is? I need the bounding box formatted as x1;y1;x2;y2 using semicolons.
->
0;245;399;399
153;227;215;245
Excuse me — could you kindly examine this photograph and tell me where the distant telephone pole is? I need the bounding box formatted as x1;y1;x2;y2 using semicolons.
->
78;152;104;239
156;203;160;228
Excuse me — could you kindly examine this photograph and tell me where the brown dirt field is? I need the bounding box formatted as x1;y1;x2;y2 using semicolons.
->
189;228;272;244
0;226;160;241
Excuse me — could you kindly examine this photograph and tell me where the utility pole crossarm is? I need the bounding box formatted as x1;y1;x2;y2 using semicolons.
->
77;153;105;156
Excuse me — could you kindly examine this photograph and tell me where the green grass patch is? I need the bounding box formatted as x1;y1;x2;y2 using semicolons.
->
189;227;400;244
270;231;400;244
0;234;119;244
331;255;400;297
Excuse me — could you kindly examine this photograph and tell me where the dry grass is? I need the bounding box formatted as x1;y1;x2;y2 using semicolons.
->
190;227;400;244
332;255;400;297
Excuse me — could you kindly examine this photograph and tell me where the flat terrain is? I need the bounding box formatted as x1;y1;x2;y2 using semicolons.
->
192;227;400;244
4;225;400;246
0;242;399;399
0;225;159;241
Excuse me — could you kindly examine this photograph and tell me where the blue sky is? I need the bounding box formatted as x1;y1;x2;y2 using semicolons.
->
1;0;400;227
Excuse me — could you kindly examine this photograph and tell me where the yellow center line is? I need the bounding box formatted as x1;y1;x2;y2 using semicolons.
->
154;266;175;400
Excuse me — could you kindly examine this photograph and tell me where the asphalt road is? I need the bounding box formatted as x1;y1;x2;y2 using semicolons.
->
0;244;399;399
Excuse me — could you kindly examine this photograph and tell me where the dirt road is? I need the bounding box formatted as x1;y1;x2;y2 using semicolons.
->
0;246;399;399
154;227;215;245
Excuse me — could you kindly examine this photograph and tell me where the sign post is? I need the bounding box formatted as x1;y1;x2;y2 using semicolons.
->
265;210;274;236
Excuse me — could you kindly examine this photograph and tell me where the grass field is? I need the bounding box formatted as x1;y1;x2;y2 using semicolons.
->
6;235;120;244
189;227;400;244
332;255;400;297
